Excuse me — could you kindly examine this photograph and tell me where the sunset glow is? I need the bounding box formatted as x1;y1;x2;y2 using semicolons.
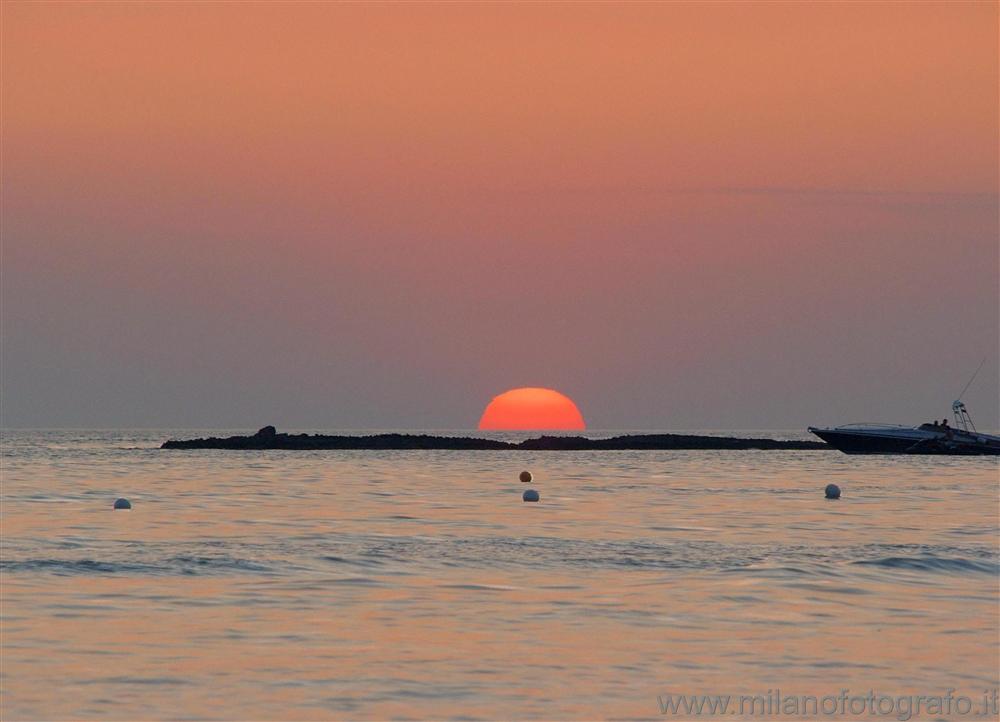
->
2;2;997;429
2;3;998;721
478;388;586;431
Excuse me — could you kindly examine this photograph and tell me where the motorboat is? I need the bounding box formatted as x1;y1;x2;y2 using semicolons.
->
809;401;1000;455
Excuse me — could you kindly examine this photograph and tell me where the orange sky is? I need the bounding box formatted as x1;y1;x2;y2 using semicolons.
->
6;2;995;203
3;2;997;428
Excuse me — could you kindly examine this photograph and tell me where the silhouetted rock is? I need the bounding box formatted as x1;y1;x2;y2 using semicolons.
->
161;428;829;451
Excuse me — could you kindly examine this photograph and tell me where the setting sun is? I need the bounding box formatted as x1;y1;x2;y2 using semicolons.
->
478;387;586;431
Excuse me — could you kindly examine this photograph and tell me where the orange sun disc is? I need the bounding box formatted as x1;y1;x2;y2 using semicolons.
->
478;387;586;431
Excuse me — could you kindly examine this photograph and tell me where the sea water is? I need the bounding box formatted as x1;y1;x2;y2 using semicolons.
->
2;429;998;720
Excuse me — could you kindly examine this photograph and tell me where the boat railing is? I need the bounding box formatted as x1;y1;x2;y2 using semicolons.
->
834;423;918;430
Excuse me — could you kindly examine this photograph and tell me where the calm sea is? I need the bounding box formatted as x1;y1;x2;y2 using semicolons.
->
2;429;998;721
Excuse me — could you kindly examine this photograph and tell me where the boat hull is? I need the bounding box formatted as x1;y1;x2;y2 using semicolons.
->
809;428;1000;455
809;429;923;454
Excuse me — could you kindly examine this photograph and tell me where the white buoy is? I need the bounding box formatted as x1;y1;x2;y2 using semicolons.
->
113;498;132;510
522;489;540;502
519;470;532;483
824;484;841;500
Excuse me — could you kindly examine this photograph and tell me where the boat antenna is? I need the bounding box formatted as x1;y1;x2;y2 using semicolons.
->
956;356;987;401
952;356;987;433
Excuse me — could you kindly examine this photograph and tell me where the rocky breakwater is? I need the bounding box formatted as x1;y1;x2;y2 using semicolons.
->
161;426;830;451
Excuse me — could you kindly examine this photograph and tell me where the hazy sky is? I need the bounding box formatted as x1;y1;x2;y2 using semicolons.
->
3;1;998;430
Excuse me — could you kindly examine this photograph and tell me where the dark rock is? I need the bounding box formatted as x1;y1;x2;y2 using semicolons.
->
523;489;540;502
161;428;830;451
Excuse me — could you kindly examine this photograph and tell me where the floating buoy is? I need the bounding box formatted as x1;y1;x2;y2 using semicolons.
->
824;484;841;500
113;498;132;510
519;470;532;483
522;489;540;502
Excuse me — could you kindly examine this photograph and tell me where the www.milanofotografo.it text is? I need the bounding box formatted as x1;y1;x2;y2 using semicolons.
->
657;688;999;719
